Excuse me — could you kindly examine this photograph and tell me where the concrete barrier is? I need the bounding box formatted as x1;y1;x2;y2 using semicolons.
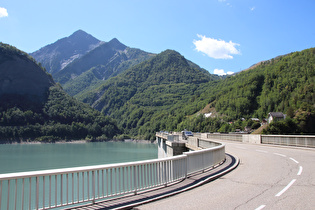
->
203;133;315;148
261;135;315;148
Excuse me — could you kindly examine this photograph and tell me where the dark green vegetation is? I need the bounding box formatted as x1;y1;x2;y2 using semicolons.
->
178;48;315;134
0;43;121;142
78;49;219;139
77;48;315;139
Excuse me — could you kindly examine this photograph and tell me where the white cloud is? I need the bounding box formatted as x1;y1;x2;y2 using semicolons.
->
214;69;234;76
193;34;240;59
250;6;255;11
0;7;8;18
218;0;232;7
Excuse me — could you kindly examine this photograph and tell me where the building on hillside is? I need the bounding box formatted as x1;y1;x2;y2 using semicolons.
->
267;112;286;124
204;113;212;118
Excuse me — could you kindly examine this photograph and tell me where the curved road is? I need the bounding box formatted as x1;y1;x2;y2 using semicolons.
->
137;140;315;210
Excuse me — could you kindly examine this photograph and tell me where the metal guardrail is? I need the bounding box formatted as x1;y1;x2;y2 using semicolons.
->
0;140;225;209
184;144;225;174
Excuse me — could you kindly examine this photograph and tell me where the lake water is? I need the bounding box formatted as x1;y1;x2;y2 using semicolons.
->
0;141;158;174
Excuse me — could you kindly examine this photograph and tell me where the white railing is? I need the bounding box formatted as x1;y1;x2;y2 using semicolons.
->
0;142;225;210
185;144;225;174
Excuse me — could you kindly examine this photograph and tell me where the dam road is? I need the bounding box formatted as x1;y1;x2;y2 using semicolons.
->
138;139;315;210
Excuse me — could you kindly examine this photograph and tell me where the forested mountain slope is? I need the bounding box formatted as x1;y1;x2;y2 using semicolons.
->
0;43;121;142
178;48;315;134
76;47;314;139
0;43;55;107
78;50;219;139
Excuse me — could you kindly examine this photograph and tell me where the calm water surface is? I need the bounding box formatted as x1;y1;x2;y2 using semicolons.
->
0;142;157;174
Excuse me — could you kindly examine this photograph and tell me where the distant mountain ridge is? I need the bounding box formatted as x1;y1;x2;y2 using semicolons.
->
54;38;155;86
30;30;102;74
31;30;156;97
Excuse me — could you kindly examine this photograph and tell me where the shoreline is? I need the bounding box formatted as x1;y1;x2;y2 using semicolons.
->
0;139;155;145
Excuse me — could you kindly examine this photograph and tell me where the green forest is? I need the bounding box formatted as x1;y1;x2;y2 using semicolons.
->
0;43;121;142
176;48;315;135
1;42;315;142
77;48;315;139
0;86;121;142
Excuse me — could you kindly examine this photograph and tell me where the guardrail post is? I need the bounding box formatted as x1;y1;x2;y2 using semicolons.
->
92;170;95;204
134;166;137;195
7;180;10;210
36;176;39;210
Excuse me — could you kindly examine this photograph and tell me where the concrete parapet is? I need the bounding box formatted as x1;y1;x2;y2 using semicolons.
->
157;134;188;158
167;135;179;142
157;131;315;156
242;135;261;144
166;141;188;156
261;135;315;148
206;133;243;142
199;139;221;148
201;133;209;139
185;143;200;151
187;137;198;148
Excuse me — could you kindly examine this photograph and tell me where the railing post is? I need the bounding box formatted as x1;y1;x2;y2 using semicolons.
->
7;180;10;210
0;180;2;210
202;149;205;173
82;172;85;202
55;175;57;206
61;174;63;206
166;161;168;185
92;170;95;204
77;173;80;203
36;176;39;210
14;179;17;210
29;177;32;210
66;174;68;205
185;155;188;179
87;172;90;201
134;165;137;195
43;176;45;208
49;175;51;208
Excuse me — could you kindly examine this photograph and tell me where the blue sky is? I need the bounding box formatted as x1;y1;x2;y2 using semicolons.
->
1;0;315;75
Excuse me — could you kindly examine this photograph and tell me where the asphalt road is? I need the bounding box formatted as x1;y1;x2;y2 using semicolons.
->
137;140;315;210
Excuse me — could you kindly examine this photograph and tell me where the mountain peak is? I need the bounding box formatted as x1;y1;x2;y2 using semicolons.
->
30;30;102;74
72;29;86;35
68;30;99;42
107;38;126;50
